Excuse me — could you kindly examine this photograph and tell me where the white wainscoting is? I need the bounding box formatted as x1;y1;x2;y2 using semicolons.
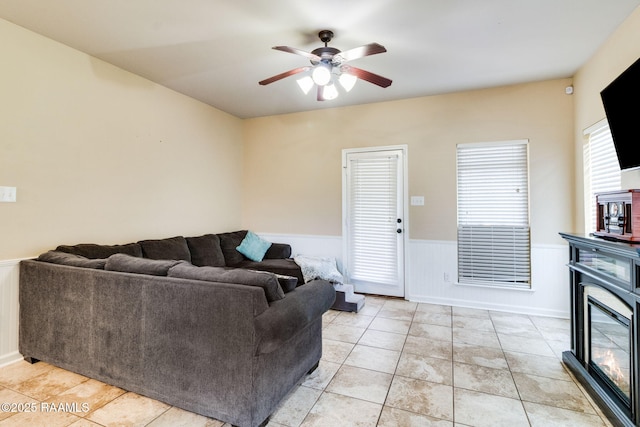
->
0;259;22;367
406;240;570;318
259;233;570;318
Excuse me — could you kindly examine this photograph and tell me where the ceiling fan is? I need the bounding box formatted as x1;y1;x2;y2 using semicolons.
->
259;30;392;101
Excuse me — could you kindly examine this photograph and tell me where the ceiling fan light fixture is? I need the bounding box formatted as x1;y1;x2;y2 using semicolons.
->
260;30;391;102
296;76;314;94
311;63;332;86
339;73;357;92
323;82;339;100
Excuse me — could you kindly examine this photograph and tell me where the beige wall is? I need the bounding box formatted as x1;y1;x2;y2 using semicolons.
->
243;79;574;244
573;6;640;232
11;3;637;258
0;19;244;259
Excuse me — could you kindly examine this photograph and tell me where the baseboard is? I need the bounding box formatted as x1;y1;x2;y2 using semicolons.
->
0;351;22;368
408;294;569;318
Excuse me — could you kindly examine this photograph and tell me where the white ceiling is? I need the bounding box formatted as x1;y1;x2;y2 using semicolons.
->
1;1;639;119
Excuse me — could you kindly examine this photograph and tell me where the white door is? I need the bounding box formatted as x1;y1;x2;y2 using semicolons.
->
342;147;406;297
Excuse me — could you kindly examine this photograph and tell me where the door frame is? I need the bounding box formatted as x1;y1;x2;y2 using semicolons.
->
341;144;409;298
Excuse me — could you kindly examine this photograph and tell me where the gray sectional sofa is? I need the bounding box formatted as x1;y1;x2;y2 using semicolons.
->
19;231;336;427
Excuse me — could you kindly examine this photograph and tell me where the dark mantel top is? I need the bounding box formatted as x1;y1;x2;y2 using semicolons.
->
559;232;640;260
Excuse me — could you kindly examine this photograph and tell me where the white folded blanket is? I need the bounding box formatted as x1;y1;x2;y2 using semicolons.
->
293;255;344;284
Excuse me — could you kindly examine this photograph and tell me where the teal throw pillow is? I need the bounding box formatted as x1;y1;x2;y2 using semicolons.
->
236;231;272;262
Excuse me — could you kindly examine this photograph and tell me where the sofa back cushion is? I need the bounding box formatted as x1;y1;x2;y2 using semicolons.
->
37;250;107;269
264;243;292;259
185;234;226;267
105;253;184;276
217;230;248;266
56;242;143;259
138;236;191;261
168;264;285;302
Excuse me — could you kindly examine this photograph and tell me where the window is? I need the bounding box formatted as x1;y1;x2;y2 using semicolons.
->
583;120;620;233
456;140;531;288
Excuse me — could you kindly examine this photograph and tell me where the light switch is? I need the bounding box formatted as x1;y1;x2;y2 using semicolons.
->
0;186;17;202
411;196;424;206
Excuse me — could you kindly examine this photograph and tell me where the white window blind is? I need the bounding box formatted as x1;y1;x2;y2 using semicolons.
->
584;121;620;233
456;140;531;288
346;152;400;286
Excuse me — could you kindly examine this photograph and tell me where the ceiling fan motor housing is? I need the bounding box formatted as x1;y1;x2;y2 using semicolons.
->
310;47;340;66
318;30;334;44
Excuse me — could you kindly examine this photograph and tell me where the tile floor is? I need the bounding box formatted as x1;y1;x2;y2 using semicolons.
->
0;296;614;426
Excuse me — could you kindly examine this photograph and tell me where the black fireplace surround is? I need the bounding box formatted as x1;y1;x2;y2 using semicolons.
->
560;233;640;427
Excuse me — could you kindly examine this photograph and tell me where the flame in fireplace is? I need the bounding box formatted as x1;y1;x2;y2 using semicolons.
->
595;348;628;392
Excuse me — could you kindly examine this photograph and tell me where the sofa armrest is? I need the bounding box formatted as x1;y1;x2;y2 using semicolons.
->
264;242;292;259
254;280;335;354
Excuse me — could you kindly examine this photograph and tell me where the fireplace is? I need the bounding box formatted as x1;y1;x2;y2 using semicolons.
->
560;233;640;427
586;286;632;414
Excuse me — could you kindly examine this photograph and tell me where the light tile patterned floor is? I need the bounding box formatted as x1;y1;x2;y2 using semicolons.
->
0;296;614;426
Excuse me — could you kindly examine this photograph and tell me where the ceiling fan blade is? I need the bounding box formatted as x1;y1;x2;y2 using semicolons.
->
317;85;325;101
259;66;310;86
333;43;387;63
342;65;392;88
273;46;322;62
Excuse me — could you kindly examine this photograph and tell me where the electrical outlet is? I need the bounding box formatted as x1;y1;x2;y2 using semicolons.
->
444;272;450;282
0;186;16;202
410;196;425;206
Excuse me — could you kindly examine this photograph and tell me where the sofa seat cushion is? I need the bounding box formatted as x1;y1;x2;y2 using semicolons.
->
56;242;143;259
168;263;285;302
185;234;225;267
105;253;184;276
138;236;191;261
254;279;336;354
235;259;304;285
37;250;107;269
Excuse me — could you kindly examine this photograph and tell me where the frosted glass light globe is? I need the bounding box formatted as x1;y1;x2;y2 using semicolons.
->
323;83;339;100
296;76;314;94
312;65;332;86
339;73;357;92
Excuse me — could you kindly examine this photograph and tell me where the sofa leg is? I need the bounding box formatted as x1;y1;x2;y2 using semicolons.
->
232;417;270;427
24;357;40;364
307;361;320;375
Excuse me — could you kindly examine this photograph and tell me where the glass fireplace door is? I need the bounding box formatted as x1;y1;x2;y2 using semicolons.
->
588;298;631;405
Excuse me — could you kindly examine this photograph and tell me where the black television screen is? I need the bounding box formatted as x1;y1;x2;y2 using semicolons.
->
600;57;640;171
